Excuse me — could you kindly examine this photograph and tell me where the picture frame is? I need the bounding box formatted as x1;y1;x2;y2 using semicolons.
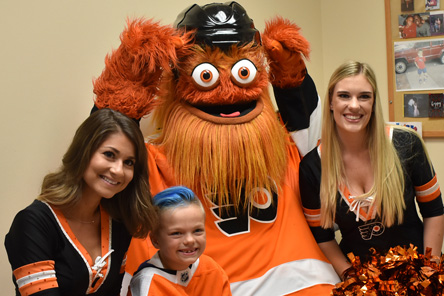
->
426;0;441;10
385;0;444;137
394;38;444;91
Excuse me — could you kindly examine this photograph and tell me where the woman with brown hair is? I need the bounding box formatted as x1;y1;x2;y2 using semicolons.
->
5;108;156;295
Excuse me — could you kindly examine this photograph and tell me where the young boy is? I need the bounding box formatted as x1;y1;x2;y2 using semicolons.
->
129;186;232;296
415;49;429;84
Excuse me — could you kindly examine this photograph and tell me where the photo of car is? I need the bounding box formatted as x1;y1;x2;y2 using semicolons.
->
394;39;444;73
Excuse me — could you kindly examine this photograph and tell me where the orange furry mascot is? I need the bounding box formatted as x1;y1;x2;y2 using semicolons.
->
93;2;339;295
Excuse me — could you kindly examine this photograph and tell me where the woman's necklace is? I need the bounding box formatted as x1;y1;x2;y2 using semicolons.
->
67;217;96;224
65;208;100;224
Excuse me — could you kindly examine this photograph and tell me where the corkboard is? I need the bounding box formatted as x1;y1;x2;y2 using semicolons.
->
385;0;444;137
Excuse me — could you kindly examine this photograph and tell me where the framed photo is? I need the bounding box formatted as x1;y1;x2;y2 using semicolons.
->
404;93;429;117
401;0;415;11
429;93;444;117
398;13;432;38
426;0;440;10
430;11;444;35
394;38;444;91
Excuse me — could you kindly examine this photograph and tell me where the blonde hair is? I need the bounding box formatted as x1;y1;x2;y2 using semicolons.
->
320;61;405;228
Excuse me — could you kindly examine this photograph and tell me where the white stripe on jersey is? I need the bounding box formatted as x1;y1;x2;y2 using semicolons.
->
230;258;339;296
289;96;322;157
416;180;440;198
16;270;56;288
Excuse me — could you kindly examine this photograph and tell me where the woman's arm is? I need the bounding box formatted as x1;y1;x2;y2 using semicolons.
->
318;240;352;279
423;215;444;257
5;202;61;295
403;130;444;257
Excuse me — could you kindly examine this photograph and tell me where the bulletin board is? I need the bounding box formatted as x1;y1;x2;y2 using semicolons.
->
385;0;444;137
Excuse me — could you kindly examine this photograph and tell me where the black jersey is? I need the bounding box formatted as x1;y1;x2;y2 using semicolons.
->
299;127;443;259
5;200;132;296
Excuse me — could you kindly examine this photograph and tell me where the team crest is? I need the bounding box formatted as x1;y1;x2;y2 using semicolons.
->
358;222;385;240
209;184;279;237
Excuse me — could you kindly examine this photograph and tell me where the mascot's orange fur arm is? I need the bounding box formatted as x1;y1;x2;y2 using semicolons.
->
93;18;194;119
262;17;310;89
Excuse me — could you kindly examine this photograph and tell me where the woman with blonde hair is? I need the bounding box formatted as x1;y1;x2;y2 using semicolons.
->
5;108;157;295
299;60;443;279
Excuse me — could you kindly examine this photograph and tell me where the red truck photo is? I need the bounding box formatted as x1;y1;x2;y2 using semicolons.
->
394;39;444;73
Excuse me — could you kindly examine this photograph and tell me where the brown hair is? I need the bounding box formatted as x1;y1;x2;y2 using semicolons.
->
38;108;155;237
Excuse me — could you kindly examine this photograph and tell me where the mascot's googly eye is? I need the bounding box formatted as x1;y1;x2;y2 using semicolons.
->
231;59;257;87
191;63;220;90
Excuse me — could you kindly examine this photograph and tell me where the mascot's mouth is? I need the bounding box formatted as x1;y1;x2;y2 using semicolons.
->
197;101;256;117
183;99;264;124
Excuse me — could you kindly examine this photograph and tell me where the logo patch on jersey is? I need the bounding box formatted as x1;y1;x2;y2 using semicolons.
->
358;222;385;240
180;271;189;283
209;183;278;236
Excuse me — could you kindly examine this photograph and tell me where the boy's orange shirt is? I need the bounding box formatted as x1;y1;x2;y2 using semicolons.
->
129;254;231;296
125;143;339;295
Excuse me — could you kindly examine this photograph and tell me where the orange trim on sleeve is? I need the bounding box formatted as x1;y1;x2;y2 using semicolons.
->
302;207;321;227
415;175;441;203
13;260;55;280
303;207;320;215
14;260;58;296
19;277;58;296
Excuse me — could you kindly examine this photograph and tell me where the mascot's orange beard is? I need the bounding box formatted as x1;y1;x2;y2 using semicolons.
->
152;91;289;210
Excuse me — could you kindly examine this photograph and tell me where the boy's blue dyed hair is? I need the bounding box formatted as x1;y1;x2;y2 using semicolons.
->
153;186;201;209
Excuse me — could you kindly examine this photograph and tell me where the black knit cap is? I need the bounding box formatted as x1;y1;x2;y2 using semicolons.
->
174;1;261;50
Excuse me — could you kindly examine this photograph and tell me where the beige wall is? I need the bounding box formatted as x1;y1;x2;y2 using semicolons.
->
1;0;442;293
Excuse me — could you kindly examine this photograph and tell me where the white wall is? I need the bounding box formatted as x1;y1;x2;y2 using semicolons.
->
1;1;442;294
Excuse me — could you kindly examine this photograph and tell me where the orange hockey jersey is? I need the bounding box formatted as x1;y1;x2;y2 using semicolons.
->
129;253;231;295
124;143;339;295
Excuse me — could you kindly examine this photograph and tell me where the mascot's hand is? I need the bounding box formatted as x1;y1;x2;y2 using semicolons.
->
262;17;310;89
93;18;193;120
